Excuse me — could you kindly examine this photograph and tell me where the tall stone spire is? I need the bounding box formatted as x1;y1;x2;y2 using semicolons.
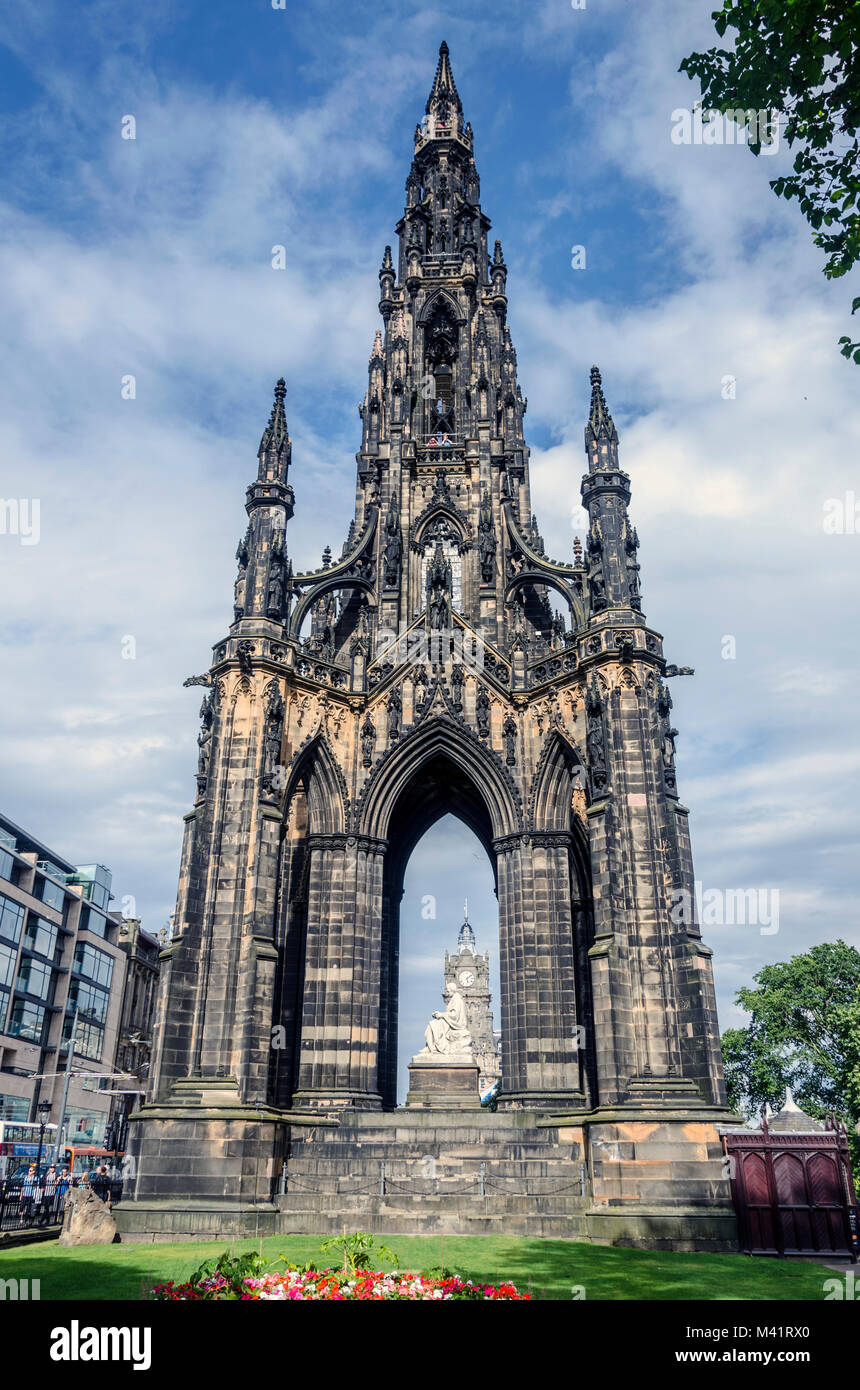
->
234;377;295;627
425;40;463;128
580;366;641;614
121;44;734;1252
585;365;618;463
258;376;289;462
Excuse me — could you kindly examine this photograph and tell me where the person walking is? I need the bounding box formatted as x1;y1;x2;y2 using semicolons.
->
57;1165;71;1209
18;1165;39;1227
39;1164;59;1225
91;1163;111;1207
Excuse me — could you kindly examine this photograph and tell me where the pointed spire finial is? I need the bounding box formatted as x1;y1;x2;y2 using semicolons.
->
426;38;463;121
458;901;476;953
587;364;618;446
258;376;288;457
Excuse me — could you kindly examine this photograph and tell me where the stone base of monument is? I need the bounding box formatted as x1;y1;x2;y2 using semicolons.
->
405;1057;482;1109
114;1075;324;1244
273;1105;741;1248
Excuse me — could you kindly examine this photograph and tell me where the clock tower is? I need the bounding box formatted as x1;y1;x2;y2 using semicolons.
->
443;902;501;1096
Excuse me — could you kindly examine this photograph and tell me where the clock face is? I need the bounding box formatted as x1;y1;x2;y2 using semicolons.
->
458;970;476;987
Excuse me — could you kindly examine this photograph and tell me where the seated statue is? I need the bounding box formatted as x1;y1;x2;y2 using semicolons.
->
418;986;473;1058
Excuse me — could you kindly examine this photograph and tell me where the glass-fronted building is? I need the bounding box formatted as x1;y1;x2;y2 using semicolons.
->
0;812;127;1160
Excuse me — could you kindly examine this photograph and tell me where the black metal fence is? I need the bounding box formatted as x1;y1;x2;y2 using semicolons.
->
0;1179;123;1233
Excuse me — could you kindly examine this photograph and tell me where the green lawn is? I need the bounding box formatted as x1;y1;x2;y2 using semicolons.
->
0;1234;842;1300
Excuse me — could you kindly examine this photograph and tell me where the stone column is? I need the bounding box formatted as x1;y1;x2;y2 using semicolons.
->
495;834;585;1107
293;835;385;1108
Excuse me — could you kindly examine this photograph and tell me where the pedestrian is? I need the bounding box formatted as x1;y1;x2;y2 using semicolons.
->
57;1166;71;1207
39;1164;58;1225
18;1165;38;1226
91;1163;111;1206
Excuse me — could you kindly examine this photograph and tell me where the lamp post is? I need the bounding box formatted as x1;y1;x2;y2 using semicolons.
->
35;1098;51;1171
53;1007;80;1167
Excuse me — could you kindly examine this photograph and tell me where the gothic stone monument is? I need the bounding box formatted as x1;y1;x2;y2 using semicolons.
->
116;42;740;1248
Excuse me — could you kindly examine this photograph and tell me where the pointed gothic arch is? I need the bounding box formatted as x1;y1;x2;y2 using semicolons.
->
283;729;348;836
417;286;466;328
288;575;376;641
356;713;521;845
529;726;586;832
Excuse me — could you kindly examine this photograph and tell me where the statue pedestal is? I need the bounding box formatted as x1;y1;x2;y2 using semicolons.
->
406;1057;482;1110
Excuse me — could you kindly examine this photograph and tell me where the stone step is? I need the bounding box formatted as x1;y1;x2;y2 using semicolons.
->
298;1146;565;1155
278;1191;587;1213
286;1150;580;1173
284;1170;584;1189
276;1207;590;1240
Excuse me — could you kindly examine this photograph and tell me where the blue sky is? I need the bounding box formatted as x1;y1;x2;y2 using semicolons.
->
0;0;858;1100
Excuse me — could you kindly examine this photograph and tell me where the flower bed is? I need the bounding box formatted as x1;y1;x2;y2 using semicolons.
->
153;1268;529;1301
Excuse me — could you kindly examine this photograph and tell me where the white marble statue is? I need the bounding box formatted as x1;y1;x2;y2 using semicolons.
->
417;985;473;1058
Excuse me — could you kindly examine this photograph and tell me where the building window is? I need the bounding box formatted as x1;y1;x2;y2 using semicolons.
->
8;998;47;1044
61;1013;104;1062
37;876;66;913
0;847;14;882
16;957;56;1004
64;1108;107;1147
0;941;17;990
0;1093;30;1122
0;895;25;946
82;906;109;939
67;978;109;1026
73;942;114;990
24;915;59;961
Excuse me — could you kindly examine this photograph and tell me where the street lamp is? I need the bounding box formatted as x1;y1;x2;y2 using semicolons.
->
35;1098;51;1171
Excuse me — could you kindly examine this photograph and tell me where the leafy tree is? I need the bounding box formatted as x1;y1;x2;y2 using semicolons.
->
680;1;860;361
319;1231;399;1274
721;940;860;1165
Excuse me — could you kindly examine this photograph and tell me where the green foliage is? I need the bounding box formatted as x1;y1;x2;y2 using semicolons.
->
721;940;860;1163
421;1264;463;1281
187;1248;271;1299
318;1231;400;1274
0;1233;842;1302
680;1;860;360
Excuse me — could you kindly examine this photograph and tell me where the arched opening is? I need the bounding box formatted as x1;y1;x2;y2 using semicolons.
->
280;717;594;1112
378;749;498;1108
398;814;499;1105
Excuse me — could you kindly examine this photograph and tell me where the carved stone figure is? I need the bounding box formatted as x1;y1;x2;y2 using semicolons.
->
417;986;473;1057
477;486;496;584
196;692;214;797
387;688;401;741
589;555;607;611
262;685;285;794
502;712;517;765
427;540;453;630
450;663;464;710
413;664;429;711
657;681;678;792
361;714;375;768
267;531;285;618
383;490;402;589
476;687;490;738
586;680;607;796
234;530;250;620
